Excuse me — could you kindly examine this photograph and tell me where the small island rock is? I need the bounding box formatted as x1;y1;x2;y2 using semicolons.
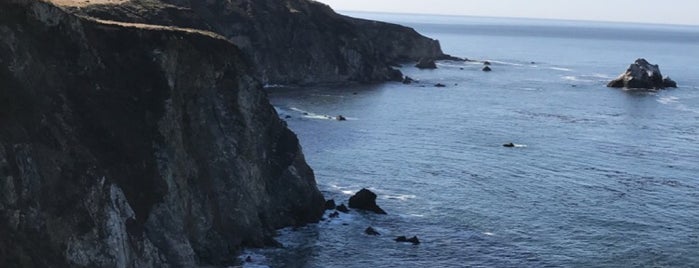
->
395;236;421;245
607;58;678;89
349;188;387;214
482;66;492;72
336;204;350;213
365;227;381;236
325;199;337;210
415;57;437;69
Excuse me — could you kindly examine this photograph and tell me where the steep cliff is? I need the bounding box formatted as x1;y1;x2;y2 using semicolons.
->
64;0;449;85
0;1;324;267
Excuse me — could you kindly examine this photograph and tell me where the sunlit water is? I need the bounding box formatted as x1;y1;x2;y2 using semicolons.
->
245;13;699;267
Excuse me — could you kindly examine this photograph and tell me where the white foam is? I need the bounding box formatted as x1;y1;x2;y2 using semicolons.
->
549;67;573;72
562;76;580;81
483;232;495;236
658;96;679;105
341;190;355;195
513;144;528;148
384;194;417;201
489;60;524;66
290;107;343;120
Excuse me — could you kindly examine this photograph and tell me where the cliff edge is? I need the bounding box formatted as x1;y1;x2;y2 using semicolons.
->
0;1;324;267
62;0;450;85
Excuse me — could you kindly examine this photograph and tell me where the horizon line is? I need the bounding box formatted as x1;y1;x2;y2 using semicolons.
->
335;9;699;28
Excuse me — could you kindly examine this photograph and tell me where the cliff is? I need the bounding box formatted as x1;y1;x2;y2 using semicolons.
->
0;1;324;267
64;0;449;85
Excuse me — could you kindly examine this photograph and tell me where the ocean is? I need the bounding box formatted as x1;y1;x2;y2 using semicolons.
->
248;12;699;267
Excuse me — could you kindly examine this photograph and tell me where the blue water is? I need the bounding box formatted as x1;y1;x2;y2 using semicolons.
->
248;13;699;267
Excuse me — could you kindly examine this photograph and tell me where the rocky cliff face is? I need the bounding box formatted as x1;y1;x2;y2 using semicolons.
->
0;1;324;267
67;0;449;85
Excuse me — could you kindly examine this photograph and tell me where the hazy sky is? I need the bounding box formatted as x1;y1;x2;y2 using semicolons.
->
314;0;699;26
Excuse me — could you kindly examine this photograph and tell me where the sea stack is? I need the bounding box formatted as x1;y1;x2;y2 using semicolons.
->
607;58;677;89
415;57;438;69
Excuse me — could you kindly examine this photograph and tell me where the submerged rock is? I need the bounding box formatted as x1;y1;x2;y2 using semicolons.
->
395;236;421;245
434;83;447;88
365;227;381;236
415;57;438;69
336;204;350;213
483;61;492;66
607;58;678;89
348;189;387;214
336;115;347;121
503;143;515;148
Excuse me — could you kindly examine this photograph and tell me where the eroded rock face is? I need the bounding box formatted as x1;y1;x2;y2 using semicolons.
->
0;1;324;267
607;58;677;89
66;0;448;85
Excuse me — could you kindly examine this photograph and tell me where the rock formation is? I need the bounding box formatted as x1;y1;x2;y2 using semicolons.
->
348;188;387;214
607;58;678;89
0;1;324;267
62;0;450;85
364;227;381;236
415;57;437;69
395;236;420;245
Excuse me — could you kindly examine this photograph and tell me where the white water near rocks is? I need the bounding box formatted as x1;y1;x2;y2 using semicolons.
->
247;13;699;267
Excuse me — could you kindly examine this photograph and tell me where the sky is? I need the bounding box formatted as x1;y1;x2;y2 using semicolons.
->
313;0;699;26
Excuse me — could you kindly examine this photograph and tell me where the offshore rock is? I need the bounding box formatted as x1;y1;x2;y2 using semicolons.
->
364;227;381;236
402;76;416;84
607;58;678;89
0;1;324;267
66;0;450;85
415;57;437;69
395;236;420;245
336;204;350;213
482;66;492;72
325;199;337;210
348;188;387;214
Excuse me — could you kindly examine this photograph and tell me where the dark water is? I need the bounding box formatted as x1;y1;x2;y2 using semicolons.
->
246;13;699;267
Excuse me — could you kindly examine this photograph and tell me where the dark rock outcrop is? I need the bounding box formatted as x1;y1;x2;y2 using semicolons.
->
503;143;516;148
63;0;449;85
402;76;416;84
415;57;437;69
482;66;492;72
348;188;387;214
336;115;347;121
434;83;447;88
607;58;678;89
0;1;324;267
325;199;337;210
364;227;381;236
336;204;350;213
395;236;420;245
